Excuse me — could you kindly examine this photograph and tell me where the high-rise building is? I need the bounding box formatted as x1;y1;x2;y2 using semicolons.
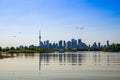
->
74;40;77;49
98;42;101;48
59;40;63;49
63;41;66;49
71;39;77;49
92;42;97;48
78;39;81;44
46;40;49;49
44;40;50;49
52;43;56;50
78;39;82;49
67;41;72;49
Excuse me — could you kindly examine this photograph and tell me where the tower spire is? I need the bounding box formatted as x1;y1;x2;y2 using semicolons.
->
39;30;41;47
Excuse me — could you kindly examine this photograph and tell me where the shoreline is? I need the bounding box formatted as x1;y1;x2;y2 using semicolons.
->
0;55;14;59
0;49;119;54
0;50;119;59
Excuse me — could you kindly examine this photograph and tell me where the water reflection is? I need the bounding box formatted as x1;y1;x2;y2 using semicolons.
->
0;52;120;80
39;52;120;70
15;53;35;59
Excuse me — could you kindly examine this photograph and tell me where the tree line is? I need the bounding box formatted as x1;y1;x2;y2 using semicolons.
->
103;43;120;52
0;46;54;53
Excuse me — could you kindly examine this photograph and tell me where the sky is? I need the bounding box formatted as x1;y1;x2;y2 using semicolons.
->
0;0;120;47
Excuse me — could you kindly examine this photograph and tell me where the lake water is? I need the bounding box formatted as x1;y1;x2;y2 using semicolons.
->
0;51;120;80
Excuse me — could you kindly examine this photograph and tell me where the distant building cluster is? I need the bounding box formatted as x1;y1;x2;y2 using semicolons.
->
91;40;109;49
39;39;88;50
18;32;110;51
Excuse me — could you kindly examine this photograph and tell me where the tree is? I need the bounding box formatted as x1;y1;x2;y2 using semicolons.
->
0;46;2;51
16;47;20;50
5;47;10;51
10;47;15;50
24;46;29;50
103;43;120;52
116;44;120;51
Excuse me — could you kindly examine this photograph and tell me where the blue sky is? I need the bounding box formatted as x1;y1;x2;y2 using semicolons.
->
0;0;120;47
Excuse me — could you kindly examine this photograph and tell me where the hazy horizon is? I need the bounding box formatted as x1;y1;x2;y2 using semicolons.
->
0;0;120;47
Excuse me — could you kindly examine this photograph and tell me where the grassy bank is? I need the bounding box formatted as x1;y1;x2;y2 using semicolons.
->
0;49;55;59
2;49;55;53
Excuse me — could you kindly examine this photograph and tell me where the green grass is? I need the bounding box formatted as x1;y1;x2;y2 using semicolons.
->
5;49;55;53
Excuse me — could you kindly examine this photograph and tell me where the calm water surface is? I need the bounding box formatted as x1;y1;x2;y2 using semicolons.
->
0;51;120;80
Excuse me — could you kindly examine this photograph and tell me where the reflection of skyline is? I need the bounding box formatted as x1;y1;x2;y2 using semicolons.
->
39;53;84;66
39;52;120;70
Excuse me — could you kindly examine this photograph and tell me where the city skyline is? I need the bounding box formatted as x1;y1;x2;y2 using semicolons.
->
0;0;120;47
38;30;110;50
14;32;110;51
0;29;110;48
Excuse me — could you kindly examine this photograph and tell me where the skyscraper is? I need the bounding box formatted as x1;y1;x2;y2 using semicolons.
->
59;40;63;49
98;42;101;48
71;39;77;49
92;42;97;48
78;39;81;49
78;39;81;45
